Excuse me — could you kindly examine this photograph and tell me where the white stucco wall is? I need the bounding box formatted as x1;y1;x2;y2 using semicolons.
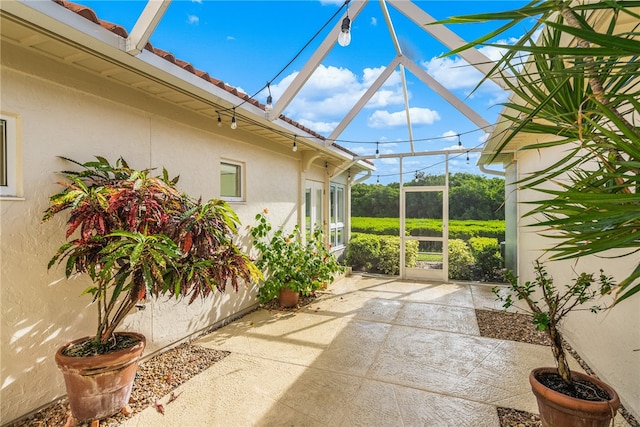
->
513;144;640;419
0;41;321;422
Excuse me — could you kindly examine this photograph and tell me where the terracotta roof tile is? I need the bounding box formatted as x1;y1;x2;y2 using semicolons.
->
153;47;176;64
50;0;373;166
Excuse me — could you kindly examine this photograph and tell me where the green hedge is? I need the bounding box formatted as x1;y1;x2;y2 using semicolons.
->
346;233;418;275
448;239;474;281
351;217;505;241
468;237;504;282
346;234;504;282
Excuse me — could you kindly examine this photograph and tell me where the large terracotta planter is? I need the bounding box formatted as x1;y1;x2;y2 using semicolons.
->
278;287;300;308
530;367;620;427
55;332;146;422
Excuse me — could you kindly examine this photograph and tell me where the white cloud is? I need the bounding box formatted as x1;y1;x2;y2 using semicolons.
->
191;0;202;3
349;145;370;155
368;107;440;128
441;130;458;141
226;35;235;41
187;15;199;24
423;54;485;91
295;119;338;133
380;157;398;165
371;17;377;26
363;66;401;87
420;42;513;104
269;64;406;123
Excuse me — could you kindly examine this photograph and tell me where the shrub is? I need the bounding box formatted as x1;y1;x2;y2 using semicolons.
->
448;239;474;281
250;211;344;303
377;237;399;275
346;234;417;275
469;237;504;282
345;234;380;271
404;239;419;270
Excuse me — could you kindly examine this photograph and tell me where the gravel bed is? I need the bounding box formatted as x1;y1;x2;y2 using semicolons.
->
8;298;638;427
9;345;229;427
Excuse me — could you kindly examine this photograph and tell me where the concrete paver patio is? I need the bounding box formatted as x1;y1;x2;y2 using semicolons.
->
122;275;629;426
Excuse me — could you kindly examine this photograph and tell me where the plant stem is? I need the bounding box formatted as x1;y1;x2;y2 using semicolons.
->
549;324;574;387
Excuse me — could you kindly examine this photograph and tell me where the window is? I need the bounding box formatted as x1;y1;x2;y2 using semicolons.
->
0;114;18;197
220;161;244;202
305;180;323;240
329;183;345;248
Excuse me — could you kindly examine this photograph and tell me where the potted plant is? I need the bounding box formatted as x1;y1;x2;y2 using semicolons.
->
43;156;260;422
250;210;344;307
498;262;620;426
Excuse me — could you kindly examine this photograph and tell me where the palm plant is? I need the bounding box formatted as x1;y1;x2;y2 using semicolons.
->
435;1;640;303
43;156;261;354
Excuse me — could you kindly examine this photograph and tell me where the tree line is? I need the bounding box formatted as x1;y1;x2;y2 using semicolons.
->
351;172;505;220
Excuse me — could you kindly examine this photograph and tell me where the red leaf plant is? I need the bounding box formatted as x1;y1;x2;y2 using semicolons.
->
43;156;261;355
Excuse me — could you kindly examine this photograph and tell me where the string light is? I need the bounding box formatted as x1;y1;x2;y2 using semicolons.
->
231;108;237;130
466;151;470;164
217;112;222;128
457;134;462;148
338;11;351;46
375;142;380;158
376;175;380;184
216;0;351;123
292;135;298;152
265;82;273;115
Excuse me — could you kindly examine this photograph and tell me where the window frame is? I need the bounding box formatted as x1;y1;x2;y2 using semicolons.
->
304;180;323;241
0;113;19;198
329;182;346;249
219;160;245;202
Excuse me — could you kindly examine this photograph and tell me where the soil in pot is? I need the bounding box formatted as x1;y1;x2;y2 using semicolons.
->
536;371;613;401
55;332;146;422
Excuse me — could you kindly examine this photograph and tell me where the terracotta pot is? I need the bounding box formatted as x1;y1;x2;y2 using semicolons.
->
55;332;146;422
530;367;620;427
278;287;300;308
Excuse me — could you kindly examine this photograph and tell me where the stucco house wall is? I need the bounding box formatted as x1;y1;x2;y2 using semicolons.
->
509;143;640;419
0;14;363;422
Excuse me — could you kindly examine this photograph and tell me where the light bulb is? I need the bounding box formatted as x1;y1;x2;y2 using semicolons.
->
338;17;351;47
265;95;273;112
292;138;298;152
375;142;380;158
217;115;222;128
231;116;237;130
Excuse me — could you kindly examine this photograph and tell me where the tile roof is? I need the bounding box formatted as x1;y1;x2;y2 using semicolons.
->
51;0;340;146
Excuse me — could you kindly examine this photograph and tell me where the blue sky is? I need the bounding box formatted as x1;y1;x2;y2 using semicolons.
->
73;1;529;184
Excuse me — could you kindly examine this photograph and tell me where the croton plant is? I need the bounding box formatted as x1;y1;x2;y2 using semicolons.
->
43;156;261;355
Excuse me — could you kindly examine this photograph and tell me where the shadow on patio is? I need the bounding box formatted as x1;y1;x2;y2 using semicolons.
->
121;275;627;426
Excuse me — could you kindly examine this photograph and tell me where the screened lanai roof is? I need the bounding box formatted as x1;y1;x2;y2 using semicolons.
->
2;0;512;176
